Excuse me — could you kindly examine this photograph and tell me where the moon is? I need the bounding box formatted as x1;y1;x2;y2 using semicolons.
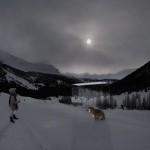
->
86;38;92;45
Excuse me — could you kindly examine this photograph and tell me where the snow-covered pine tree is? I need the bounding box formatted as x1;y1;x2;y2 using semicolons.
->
131;94;136;109
137;95;142;110
126;94;131;109
102;94;109;109
146;91;150;110
96;95;102;109
114;99;117;108
109;94;114;109
142;97;146;110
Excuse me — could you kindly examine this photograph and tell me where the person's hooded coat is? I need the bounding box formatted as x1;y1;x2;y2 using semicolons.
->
9;88;18;111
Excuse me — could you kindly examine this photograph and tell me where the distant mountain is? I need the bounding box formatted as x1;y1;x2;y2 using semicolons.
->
66;69;135;81
0;50;60;74
0;61;81;98
111;61;150;94
0;50;81;98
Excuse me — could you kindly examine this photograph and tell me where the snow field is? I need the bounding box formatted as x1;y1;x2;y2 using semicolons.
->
0;93;150;150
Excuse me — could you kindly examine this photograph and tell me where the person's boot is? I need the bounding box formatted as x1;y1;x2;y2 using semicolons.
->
10;116;15;123
13;114;18;120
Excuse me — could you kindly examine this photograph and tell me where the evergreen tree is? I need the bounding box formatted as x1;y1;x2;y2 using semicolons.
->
146;91;150;110
123;96;127;108
102;95;109;109
114;99;117;108
126;94;131;109
137;96;142;110
109;94;114;109
96;96;102;109
142;97;146;110
131;94;136;109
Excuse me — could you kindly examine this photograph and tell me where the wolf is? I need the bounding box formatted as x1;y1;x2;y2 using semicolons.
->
86;107;105;120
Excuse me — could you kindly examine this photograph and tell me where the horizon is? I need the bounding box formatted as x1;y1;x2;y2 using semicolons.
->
0;48;143;75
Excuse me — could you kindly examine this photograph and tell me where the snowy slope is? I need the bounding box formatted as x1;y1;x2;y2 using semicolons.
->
0;93;150;150
4;69;37;90
0;50;60;74
0;60;80;97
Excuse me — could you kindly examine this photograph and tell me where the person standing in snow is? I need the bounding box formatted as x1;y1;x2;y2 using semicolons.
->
9;88;20;123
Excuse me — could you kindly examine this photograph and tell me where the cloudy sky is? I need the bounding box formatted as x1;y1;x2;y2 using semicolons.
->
0;0;150;74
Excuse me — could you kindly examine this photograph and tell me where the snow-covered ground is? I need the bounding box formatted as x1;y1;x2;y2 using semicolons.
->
0;93;150;150
4;70;37;90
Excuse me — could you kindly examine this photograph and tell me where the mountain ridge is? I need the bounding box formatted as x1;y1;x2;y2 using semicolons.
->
65;68;135;80
0;50;81;98
111;61;150;94
0;49;60;75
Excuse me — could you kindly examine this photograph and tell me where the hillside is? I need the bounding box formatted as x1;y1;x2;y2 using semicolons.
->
111;61;150;94
0;61;81;98
0;50;60;75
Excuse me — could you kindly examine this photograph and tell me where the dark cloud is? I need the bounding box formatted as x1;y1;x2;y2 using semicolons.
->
0;0;150;74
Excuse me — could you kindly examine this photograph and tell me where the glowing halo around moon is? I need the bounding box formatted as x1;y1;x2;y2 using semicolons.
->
86;38;92;45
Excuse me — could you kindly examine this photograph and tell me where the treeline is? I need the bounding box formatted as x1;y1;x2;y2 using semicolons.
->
96;94;117;109
0;80;72;99
122;92;150;110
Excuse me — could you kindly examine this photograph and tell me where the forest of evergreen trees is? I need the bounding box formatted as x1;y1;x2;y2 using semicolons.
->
122;92;150;110
96;94;117;109
95;91;150;110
